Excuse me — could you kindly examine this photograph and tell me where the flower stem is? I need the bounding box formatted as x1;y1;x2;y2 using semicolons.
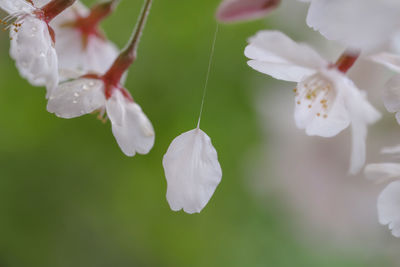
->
41;0;76;23
103;0;153;85
335;50;360;73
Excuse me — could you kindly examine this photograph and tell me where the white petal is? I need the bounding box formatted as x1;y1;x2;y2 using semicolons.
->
50;2;118;80
9;16;58;93
378;181;400;237
106;91;155;156
383;75;400;114
105;90;125;126
163;128;222;214
370;53;400;73
82;38;119;75
364;163;400;183
0;0;34;13
47;78;105;118
245;30;326;82
306;0;400;50
343;79;381;174
294;70;350;137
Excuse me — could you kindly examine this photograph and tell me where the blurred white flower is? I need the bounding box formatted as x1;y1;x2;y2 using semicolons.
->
50;0;119;80
47;77;155;156
300;0;400;51
0;0;70;95
163;128;222;214
365;147;400;238
370;53;400;124
216;0;280;23
245;30;380;173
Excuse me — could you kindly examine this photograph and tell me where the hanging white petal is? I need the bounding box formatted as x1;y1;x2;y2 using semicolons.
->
163;128;222;214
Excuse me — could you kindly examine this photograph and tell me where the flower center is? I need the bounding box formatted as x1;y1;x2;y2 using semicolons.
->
295;73;336;119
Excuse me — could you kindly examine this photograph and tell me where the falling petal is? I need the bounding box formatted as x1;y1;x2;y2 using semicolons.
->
163;128;222;214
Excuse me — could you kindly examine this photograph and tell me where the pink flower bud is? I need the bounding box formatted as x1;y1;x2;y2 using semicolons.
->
216;0;280;23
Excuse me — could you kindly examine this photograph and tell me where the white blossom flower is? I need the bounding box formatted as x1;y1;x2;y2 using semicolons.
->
245;30;380;173
300;0;400;51
47;77;155;156
0;0;74;95
50;1;119;80
365;146;400;238
47;0;154;157
163;128;222;214
216;0;280;23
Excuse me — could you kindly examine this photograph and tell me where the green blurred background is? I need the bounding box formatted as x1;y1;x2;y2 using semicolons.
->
0;0;393;266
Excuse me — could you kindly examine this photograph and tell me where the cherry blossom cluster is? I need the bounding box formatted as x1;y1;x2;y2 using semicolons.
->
217;0;400;237
0;0;222;215
3;0;400;237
